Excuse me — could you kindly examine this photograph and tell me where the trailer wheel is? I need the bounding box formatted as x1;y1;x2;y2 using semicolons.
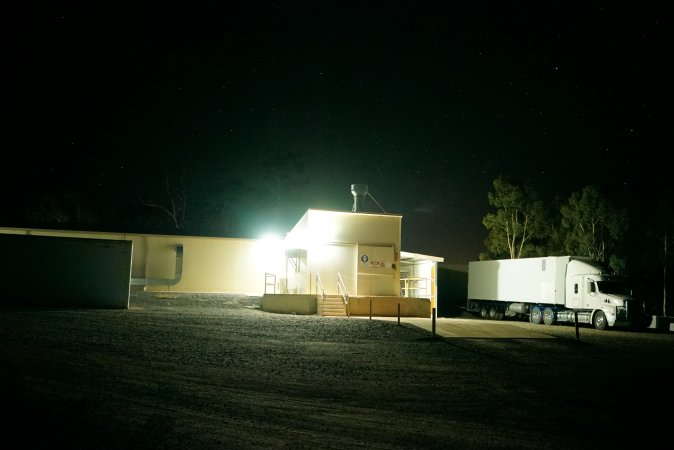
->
543;307;557;326
530;306;543;324
479;305;488;319
488;305;498;320
593;311;607;330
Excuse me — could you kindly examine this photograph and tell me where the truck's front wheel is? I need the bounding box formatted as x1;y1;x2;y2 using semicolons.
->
593;311;608;330
530;306;543;324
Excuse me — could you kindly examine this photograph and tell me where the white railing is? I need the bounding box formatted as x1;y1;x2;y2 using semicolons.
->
400;277;428;298
265;273;276;294
337;272;350;317
316;272;326;314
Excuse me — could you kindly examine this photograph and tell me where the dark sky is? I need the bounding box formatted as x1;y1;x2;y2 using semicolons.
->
2;1;668;264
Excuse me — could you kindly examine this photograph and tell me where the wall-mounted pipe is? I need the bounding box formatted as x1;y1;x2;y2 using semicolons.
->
130;244;183;286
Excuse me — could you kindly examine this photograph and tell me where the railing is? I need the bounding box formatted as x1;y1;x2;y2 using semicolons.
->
316;272;326;314
400;277;428;298
337;272;350;317
265;273;276;294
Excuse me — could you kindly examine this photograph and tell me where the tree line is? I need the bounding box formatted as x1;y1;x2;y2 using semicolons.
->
6;169;672;316
6;148;308;240
481;175;673;316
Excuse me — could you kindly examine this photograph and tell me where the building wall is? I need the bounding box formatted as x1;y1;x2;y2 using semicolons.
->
261;294;317;314
1;228;147;277
309;243;357;295
1;212;440;304
0;233;131;309
0;228;272;295
356;244;398;296
141;235;274;294
349;296;431;317
287;210;403;297
304;209;402;246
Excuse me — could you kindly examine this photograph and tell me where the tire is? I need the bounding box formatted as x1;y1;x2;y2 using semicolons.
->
480;305;489;319
488;305;498;320
593;311;608;330
530;306;543;324
543;307;556;326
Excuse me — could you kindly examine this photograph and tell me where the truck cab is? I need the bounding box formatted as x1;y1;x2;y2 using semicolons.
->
564;260;638;330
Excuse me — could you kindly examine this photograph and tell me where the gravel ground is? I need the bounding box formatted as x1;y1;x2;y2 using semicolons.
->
1;291;673;449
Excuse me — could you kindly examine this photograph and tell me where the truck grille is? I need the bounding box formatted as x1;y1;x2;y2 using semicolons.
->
620;301;645;322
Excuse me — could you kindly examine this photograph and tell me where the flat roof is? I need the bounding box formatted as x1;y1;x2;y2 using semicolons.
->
401;251;444;263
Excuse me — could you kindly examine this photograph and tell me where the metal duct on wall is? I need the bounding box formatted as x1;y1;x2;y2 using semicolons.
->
130;244;183;286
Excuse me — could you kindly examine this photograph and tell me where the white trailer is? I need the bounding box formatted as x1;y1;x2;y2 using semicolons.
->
466;256;647;330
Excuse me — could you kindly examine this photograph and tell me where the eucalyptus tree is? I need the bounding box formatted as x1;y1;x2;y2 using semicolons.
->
482;176;549;259
560;185;628;270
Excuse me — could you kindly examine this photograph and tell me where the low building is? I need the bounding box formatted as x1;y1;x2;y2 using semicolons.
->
0;186;443;317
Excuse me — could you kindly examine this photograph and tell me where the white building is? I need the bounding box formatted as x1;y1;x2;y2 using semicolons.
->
0;186;443;317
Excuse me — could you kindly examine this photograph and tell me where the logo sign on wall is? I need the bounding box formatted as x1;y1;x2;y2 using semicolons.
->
360;254;390;270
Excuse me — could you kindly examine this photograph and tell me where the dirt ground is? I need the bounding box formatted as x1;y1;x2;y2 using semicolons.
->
1;291;673;449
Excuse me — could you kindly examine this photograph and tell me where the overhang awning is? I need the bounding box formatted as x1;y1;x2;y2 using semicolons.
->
400;251;444;263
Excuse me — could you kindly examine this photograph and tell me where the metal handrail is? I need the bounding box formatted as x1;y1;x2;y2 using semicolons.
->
316;272;325;314
265;272;276;294
337;272;350;317
400;276;428;298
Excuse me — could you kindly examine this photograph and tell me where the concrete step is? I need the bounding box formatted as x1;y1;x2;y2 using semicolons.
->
319;295;347;316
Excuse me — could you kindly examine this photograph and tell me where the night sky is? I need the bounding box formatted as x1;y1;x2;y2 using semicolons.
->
2;1;668;265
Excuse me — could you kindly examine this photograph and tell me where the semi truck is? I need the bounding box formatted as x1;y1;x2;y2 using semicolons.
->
466;256;647;330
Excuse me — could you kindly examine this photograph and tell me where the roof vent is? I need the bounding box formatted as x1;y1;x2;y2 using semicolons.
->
351;184;368;212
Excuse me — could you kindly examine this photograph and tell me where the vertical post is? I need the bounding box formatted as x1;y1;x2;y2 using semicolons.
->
432;307;436;338
398;303;401;325
369;299;372;320
574;311;580;341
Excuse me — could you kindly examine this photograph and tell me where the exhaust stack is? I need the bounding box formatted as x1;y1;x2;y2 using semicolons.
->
351;184;368;212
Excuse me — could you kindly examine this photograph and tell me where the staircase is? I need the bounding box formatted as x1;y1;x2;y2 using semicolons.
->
318;294;348;317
